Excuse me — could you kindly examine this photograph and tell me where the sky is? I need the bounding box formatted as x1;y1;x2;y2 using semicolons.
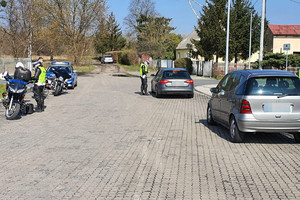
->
107;0;300;35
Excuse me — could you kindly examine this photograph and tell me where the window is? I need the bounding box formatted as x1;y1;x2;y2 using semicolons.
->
185;52;189;58
163;71;190;79
245;77;300;95
218;74;231;91
177;52;181;59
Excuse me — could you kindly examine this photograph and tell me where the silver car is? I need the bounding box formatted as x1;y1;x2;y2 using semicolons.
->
151;68;194;98
207;70;300;143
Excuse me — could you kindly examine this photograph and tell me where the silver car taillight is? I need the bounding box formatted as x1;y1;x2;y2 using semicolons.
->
240;99;252;114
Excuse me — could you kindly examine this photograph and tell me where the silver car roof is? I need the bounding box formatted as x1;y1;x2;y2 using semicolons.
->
232;70;297;78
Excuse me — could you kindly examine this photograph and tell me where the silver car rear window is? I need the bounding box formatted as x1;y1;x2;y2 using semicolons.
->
245;77;300;95
163;71;190;79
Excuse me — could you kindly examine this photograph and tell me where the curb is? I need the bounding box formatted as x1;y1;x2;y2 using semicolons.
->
194;87;211;97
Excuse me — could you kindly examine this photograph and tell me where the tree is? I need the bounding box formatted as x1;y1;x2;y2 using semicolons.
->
0;0;39;57
1;0;7;7
94;12;126;54
260;53;300;68
230;0;260;64
124;0;158;37
136;15;175;59
40;0;107;64
192;0;227;62
163;33;182;60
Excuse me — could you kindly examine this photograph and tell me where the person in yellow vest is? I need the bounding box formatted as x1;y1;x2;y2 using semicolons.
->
140;60;149;95
32;57;46;112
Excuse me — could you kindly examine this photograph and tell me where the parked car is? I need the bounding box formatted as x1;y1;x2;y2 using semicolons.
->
46;62;77;89
151;68;194;98
207;69;300;143
101;55;113;64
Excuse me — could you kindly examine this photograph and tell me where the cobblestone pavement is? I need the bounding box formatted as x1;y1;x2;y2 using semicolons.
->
0;69;300;200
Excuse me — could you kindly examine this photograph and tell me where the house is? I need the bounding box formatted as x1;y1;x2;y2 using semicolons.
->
176;30;201;61
266;25;300;55
176;30;259;63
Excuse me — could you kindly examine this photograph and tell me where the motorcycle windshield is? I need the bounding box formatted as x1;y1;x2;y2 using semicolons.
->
8;81;26;91
53;69;72;79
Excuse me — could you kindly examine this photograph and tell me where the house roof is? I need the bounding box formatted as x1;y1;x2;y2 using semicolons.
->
269;25;300;36
176;30;199;50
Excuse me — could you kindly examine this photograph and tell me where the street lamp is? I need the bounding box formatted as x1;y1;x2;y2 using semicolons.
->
259;0;266;70
225;0;231;75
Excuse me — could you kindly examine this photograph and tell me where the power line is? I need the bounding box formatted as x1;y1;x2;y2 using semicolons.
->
289;0;300;5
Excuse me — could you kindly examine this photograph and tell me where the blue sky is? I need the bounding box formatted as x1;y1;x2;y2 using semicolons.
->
108;0;300;35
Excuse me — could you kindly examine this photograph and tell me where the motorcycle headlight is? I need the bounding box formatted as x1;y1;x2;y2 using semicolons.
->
59;76;64;82
8;86;16;93
16;88;25;93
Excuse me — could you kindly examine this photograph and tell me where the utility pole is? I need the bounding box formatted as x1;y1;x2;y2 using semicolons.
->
259;0;266;70
225;0;231;75
248;13;252;69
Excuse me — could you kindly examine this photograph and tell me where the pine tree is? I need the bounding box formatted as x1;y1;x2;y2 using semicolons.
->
192;0;227;62
94;12;126;54
136;15;175;59
230;0;260;63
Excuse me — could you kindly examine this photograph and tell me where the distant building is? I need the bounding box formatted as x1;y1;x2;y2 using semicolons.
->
176;30;259;63
266;25;300;56
176;30;201;61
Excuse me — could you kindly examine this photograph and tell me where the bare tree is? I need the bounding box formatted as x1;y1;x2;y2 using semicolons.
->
40;0;107;64
0;0;42;58
124;0;158;37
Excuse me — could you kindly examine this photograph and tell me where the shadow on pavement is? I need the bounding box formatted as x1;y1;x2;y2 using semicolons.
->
197;119;295;144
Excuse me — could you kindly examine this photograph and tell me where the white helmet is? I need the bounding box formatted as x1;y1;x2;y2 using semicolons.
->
15;62;24;69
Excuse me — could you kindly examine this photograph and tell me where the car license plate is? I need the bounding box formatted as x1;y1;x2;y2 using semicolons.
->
171;81;184;86
263;103;291;112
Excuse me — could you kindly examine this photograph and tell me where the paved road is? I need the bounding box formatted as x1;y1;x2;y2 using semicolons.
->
0;65;300;199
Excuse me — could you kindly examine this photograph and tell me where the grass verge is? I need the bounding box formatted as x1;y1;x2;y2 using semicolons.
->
118;64;154;73
74;65;97;74
0;84;5;95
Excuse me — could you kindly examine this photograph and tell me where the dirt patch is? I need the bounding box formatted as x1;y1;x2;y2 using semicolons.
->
98;64;126;74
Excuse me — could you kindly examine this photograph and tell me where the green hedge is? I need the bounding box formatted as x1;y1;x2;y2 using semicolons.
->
174;58;193;74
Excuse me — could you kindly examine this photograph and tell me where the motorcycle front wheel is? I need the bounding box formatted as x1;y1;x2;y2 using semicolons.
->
54;84;61;96
5;102;20;120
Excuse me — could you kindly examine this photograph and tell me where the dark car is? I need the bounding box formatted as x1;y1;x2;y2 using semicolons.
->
207;70;300;143
46;62;77;89
151;68;194;98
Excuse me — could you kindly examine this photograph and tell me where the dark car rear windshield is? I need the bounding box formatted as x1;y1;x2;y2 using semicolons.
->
245;77;300;95
163;70;190;79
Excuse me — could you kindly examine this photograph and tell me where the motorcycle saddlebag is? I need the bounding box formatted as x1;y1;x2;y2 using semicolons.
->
14;67;31;82
26;103;34;114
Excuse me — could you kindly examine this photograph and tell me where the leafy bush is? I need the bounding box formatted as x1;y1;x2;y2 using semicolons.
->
255;53;300;68
174;58;193;74
120;50;139;66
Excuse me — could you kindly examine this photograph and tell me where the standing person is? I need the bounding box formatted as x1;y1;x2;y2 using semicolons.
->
140;60;149;95
32;57;46;112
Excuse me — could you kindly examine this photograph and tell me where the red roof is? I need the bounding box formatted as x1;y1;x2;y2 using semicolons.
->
269;25;300;36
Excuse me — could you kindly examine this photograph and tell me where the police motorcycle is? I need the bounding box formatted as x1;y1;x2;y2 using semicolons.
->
46;68;71;96
1;63;34;120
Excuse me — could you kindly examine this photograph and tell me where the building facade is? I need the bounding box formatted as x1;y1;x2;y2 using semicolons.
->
266;25;300;56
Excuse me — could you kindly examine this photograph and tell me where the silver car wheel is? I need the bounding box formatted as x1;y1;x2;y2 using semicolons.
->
229;117;244;143
207;106;215;125
230;119;237;139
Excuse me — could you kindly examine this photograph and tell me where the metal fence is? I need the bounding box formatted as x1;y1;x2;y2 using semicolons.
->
152;59;174;70
194;61;213;77
0;58;32;75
